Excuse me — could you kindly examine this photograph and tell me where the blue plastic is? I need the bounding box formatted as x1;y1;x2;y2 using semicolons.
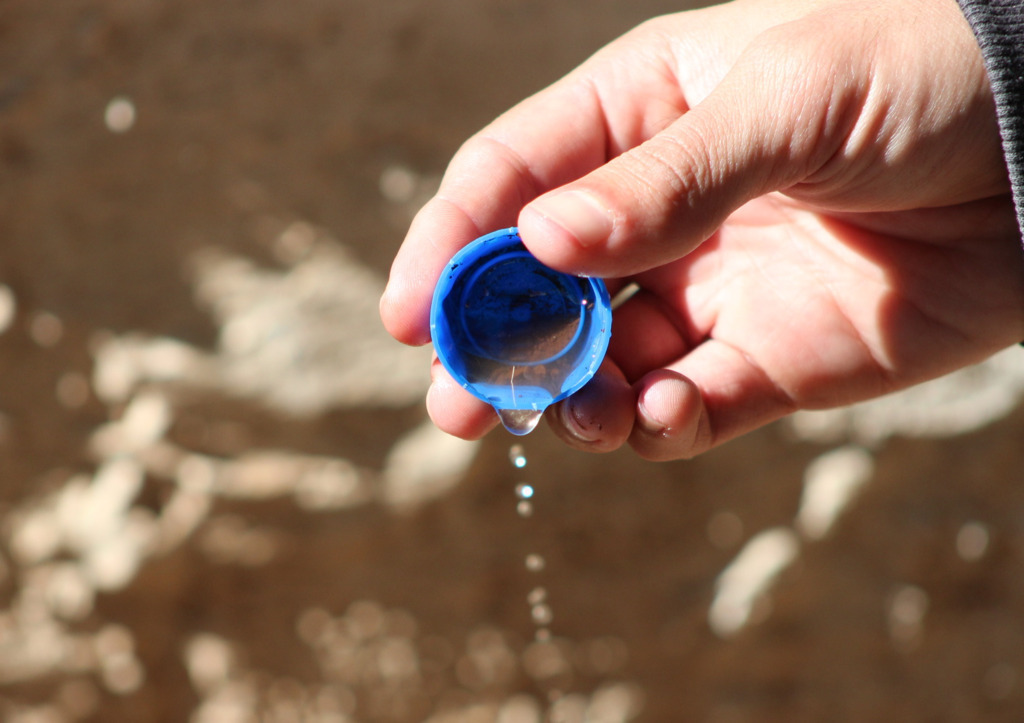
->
430;228;612;422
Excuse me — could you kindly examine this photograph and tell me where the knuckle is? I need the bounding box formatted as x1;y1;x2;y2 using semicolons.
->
601;132;712;234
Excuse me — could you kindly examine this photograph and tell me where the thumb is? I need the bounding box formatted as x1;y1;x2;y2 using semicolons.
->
518;29;855;277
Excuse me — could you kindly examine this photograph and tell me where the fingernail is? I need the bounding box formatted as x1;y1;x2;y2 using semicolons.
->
636;398;671;437
559;397;603;443
529;190;612;248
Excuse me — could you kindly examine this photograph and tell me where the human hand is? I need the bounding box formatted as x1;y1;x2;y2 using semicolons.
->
380;0;1024;459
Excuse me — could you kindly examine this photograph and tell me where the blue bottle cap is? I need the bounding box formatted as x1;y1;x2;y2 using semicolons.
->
430;228;612;433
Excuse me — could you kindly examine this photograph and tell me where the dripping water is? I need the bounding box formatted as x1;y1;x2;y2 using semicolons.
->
497;408;544;436
516;483;534;518
524;553;551;636
509;444;527;469
511;445;554;641
528;585;553;626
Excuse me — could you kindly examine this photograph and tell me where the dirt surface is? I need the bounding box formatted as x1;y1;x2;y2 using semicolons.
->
2;1;1024;722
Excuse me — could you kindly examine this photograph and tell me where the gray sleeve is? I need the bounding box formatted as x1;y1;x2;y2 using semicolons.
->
957;0;1024;240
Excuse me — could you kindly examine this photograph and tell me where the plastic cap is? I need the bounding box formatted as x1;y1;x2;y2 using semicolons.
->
430;228;612;424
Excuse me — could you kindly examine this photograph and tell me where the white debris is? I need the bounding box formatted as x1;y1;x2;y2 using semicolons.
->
62;458;144;554
94;623;134;658
191;680;257;723
90;241;431;414
381;421;480;510
55;372;91;409
90;390;173;457
587;683;646;723
213;451;373;508
191;242;431;414
496;695;542;723
0;284;17;335
215;451;308;499
379;165;419;204
0;611;70;683
796;446;875;539
29;312;63;348
177;454;219;493
95;625;145;695
294;458;371;511
38;563;95;621
82;509;155;592
92;334;214;404
887;585;929;651
547;695;587;723
272;222;318;265
789;346;1024;444
198;515;278;567
422;702;500;723
101;654;145;695
184;633;236;694
709;527;800;638
956;521;991;562
81;528;144;592
6;704;65;723
155;487;212;553
10;506;64;566
104;96;136;133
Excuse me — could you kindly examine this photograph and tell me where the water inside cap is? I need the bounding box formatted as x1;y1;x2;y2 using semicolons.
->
430;228;612;435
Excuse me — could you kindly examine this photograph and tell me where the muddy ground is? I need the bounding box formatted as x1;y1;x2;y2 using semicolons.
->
2;1;1024;721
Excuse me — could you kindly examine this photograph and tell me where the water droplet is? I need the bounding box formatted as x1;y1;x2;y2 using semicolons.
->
508;444;527;469
527;587;547;605
531;604;554;626
517;501;534;518
515;483;534;500
497;408;544;436
525;554;546;572
534;628;552;642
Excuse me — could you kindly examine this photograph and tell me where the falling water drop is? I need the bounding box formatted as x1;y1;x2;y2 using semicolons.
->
497;408;544;436
531;604;554;626
509;443;556;646
525;554;546;572
515;483;534;499
509;444;528;469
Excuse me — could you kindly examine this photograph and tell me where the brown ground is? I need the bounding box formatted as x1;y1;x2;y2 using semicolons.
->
2;1;1024;721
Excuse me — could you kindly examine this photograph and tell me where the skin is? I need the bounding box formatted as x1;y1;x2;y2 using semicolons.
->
380;0;1024;460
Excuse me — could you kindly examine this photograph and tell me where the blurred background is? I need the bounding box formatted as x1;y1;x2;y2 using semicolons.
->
1;0;1024;721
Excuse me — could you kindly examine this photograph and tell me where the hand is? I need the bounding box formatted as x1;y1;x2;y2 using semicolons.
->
380;0;1024;459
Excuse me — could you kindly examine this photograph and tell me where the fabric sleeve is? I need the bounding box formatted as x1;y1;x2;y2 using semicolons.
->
957;0;1024;241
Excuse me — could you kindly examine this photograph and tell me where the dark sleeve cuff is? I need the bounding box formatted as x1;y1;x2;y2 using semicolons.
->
957;0;1024;240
